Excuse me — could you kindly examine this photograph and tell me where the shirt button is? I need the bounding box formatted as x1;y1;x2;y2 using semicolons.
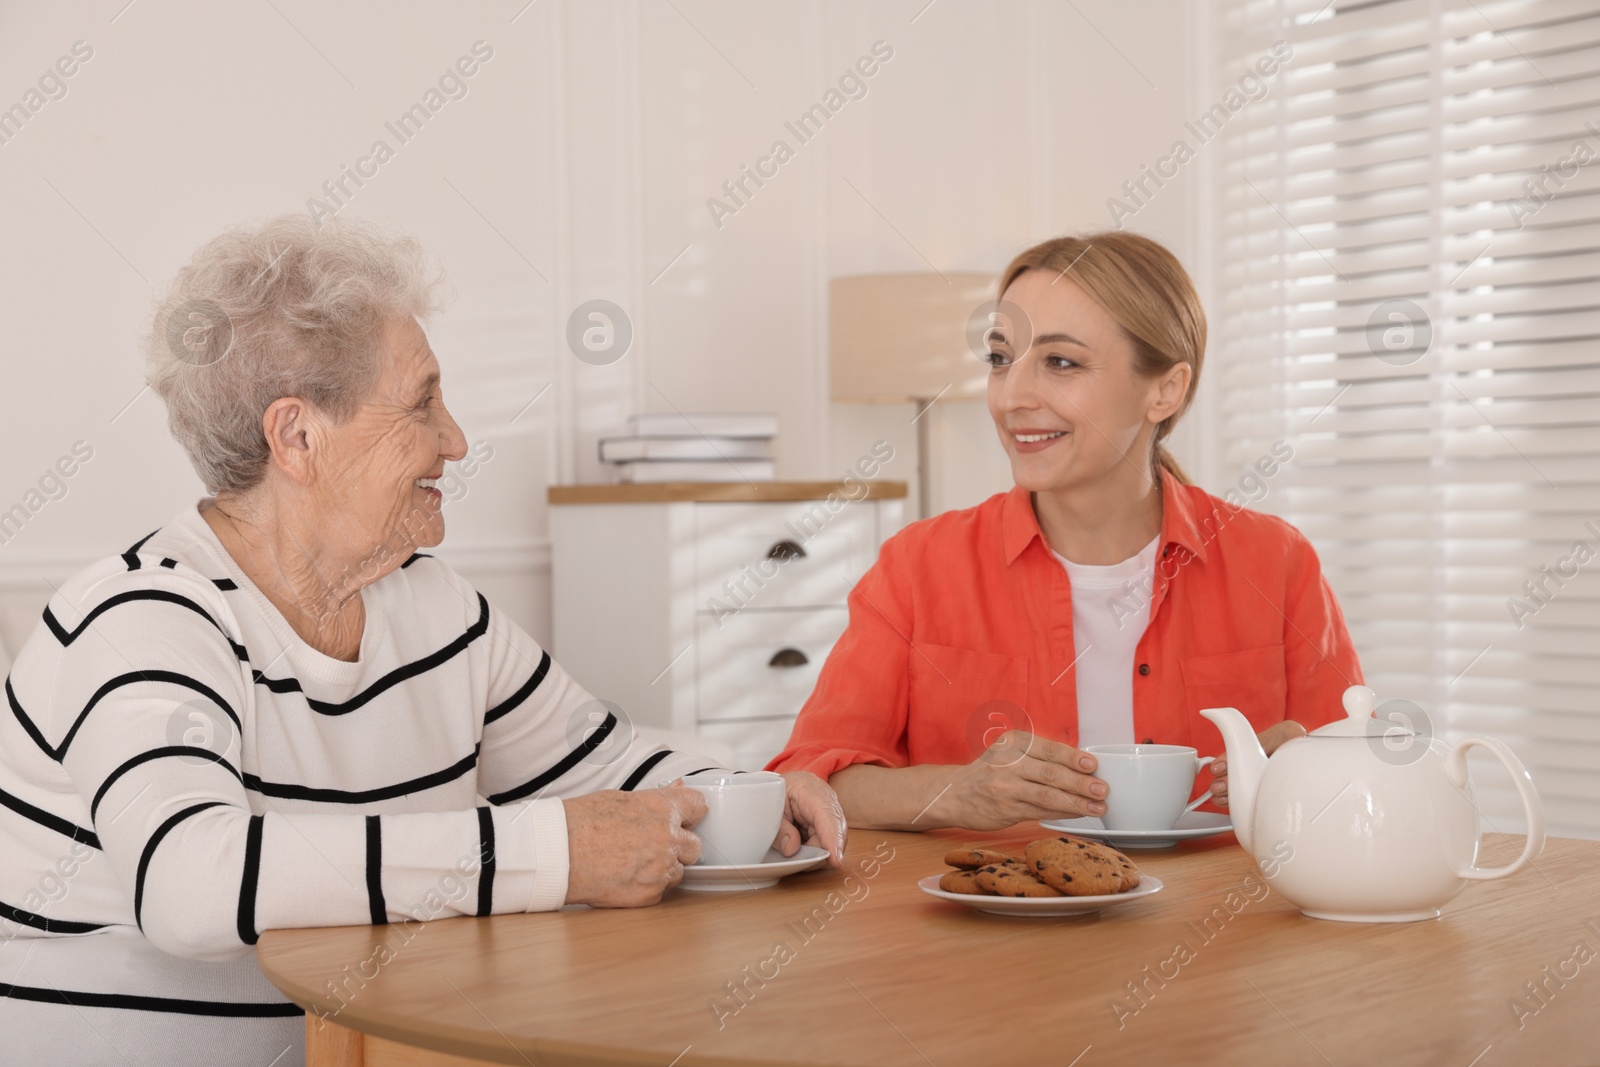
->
1138;663;1151;676
1143;737;1155;745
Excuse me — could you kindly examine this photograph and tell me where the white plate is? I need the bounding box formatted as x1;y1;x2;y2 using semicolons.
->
917;873;1164;917
1037;812;1234;849
677;846;831;892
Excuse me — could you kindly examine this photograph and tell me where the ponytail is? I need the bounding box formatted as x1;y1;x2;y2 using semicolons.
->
1154;442;1190;485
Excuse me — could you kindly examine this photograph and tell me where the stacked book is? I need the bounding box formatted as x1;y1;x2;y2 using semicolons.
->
600;413;777;483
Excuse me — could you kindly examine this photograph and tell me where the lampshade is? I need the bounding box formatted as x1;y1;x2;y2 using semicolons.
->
829;272;998;403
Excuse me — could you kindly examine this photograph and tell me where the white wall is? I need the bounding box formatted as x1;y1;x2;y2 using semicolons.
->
0;0;1207;643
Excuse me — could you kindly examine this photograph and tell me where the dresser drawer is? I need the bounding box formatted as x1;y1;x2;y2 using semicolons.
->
695;608;847;722
694;501;877;611
696;717;802;772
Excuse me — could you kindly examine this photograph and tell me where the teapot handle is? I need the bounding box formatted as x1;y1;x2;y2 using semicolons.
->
1446;736;1546;881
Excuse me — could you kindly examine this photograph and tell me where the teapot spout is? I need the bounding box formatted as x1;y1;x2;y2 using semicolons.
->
1200;706;1266;854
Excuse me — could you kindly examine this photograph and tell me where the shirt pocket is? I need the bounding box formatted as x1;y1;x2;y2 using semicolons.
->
908;642;1031;762
1180;644;1289;736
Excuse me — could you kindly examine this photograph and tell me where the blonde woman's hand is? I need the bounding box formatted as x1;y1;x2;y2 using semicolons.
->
1208;720;1306;807
947;730;1107;830
774;771;847;866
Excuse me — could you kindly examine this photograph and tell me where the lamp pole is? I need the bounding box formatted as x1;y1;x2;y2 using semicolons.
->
910;394;937;520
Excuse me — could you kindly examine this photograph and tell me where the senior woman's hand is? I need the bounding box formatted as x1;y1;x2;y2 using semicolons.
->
773;771;847;867
562;785;708;907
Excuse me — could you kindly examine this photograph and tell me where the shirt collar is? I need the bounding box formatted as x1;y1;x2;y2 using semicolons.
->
1001;467;1210;566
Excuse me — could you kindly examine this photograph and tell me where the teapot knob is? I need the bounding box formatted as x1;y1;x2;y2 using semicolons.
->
1343;684;1377;721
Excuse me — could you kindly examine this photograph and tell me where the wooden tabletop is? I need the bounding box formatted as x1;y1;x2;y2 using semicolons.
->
258;828;1600;1067
547;480;907;504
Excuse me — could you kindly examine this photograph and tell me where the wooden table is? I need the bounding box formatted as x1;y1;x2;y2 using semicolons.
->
257;828;1600;1066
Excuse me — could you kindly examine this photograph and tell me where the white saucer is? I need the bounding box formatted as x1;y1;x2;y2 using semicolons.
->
918;873;1164;917
678;846;830;892
1037;811;1234;849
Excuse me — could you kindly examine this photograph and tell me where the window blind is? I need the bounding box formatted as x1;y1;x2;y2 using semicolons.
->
1211;0;1600;838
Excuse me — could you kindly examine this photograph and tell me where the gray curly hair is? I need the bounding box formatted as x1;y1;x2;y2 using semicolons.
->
146;214;443;495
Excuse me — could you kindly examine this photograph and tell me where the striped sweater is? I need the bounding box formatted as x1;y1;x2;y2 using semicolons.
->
0;501;720;1065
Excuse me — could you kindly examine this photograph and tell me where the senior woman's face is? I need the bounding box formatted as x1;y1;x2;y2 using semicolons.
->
985;270;1161;494
320;316;467;556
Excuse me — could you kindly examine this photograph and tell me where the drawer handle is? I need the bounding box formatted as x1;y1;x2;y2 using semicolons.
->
766;539;807;561
768;647;809;668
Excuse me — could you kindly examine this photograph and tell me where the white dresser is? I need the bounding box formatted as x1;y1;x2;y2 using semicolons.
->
548;481;907;770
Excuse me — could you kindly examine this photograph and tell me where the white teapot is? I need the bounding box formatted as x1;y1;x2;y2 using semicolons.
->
1201;686;1545;922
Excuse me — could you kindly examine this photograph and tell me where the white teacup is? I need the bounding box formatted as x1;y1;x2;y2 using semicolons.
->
682;770;787;866
1084;744;1215;831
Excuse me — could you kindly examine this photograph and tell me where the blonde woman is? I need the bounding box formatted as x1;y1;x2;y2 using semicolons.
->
770;232;1361;830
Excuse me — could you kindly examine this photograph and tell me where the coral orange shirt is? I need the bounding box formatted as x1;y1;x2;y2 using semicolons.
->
767;471;1362;790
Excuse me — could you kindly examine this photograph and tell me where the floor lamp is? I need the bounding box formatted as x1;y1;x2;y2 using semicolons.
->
829;273;997;519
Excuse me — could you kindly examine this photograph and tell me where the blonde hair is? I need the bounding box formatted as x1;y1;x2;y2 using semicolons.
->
147;214;443;494
998;232;1205;484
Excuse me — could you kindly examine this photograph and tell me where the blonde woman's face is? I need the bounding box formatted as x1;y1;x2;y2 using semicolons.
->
985;269;1174;494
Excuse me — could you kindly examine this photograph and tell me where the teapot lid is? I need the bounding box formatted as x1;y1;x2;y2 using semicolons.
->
1307;685;1415;738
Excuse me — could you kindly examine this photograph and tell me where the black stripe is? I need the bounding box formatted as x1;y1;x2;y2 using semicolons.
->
243;746;478;804
7;677;56;760
126;530;160;553
365;815;386;925
0;784;101;850
211;577;238;591
121;529;158;571
134;801;226;929
43;590;248;661
400;552;432;568
91;747;241;823
487;713;617;805
0;982;302;1018
682;766;719;777
158;557;177;569
484;651;552;726
252;593;491;716
475;806;495;917
0;900;107;935
237;815;264;946
49;672;241;764
620;750;673;792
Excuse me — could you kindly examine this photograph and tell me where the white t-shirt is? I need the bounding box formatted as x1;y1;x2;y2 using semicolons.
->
1052;536;1160;748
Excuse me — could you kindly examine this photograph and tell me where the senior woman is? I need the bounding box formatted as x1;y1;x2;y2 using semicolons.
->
0;215;844;1067
768;231;1362;830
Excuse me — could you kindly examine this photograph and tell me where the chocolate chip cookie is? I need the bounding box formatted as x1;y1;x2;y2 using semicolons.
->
938;869;986;894
942;847;1016;870
973;862;1063;897
1022;835;1129;896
